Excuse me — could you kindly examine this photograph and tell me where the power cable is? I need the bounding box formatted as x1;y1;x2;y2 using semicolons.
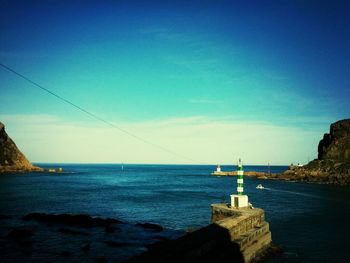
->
0;62;200;164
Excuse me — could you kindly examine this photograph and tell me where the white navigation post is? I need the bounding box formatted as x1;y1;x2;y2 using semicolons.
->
231;158;249;208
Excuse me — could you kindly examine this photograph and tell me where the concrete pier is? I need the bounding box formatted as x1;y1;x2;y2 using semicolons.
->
126;203;276;263
211;203;273;263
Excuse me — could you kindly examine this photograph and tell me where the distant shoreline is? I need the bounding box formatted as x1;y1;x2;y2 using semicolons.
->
0;166;63;174
211;165;350;186
32;162;291;166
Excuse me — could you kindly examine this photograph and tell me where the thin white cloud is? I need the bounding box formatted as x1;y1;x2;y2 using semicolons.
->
0;114;321;165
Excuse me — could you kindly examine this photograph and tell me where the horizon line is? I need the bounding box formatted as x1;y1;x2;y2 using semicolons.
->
33;162;292;166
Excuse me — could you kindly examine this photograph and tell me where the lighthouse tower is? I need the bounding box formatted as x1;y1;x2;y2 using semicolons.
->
231;159;249;208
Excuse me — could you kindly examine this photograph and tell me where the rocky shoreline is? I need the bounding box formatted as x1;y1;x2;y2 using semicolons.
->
0;166;65;174
0;166;44;173
275;119;350;185
212;165;350;186
0;210;280;263
0;212;180;263
272;162;350;185
213;119;350;185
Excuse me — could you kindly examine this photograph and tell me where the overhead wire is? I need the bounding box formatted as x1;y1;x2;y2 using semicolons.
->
0;62;201;164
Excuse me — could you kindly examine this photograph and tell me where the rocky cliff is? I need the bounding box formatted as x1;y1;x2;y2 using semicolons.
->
281;119;350;185
318;119;350;160
0;121;42;173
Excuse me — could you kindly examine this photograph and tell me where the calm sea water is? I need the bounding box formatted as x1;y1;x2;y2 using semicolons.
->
0;164;349;262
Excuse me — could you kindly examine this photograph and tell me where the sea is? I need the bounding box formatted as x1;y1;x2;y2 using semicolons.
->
0;164;349;262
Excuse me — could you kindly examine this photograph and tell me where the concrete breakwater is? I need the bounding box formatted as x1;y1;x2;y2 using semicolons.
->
126;204;277;263
211;204;275;263
212;167;350;185
212;170;270;179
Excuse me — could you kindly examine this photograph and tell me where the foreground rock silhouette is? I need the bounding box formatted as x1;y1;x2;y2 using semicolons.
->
22;212;122;227
125;223;245;263
125;204;280;263
0;212;180;263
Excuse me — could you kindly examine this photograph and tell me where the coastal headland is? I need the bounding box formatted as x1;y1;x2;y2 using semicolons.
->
0;121;43;173
0;122;62;173
281;118;350;185
212;119;350;185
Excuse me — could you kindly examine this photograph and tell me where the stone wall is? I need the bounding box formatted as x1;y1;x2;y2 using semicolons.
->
125;204;277;263
211;204;273;263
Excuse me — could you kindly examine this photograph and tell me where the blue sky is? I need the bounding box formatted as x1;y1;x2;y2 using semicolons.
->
1;0;349;164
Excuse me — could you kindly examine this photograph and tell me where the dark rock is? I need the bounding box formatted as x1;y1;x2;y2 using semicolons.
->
59;250;72;257
0;121;43;173
0;214;12;219
22;212;122;228
81;243;91;252
125;223;244;263
19;240;34;255
105;225;120;233
103;240;130;247
7;228;35;255
96;256;108;263
154;235;170;242
7;228;33;239
318;119;350;160
136;222;163;232
58;227;91;236
92;216;122;226
277;119;350;185
146;236;170;250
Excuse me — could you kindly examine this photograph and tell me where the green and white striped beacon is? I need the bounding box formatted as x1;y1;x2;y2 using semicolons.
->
237;158;244;195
